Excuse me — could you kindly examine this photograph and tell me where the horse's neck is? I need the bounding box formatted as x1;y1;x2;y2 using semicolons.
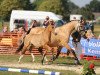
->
43;27;52;40
55;22;75;38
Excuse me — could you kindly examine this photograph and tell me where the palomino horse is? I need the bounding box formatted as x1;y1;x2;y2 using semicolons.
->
16;21;83;64
16;24;53;63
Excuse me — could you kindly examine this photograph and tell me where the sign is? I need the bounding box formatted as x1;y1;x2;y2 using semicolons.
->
81;38;100;57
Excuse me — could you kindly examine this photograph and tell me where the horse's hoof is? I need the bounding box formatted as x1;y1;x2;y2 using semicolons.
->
32;60;35;62
45;62;49;65
41;60;44;65
18;61;21;64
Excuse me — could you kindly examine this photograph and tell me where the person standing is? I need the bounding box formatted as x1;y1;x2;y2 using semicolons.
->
2;25;8;33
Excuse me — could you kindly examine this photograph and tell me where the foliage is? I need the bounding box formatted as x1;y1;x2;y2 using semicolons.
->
77;6;94;20
68;1;79;14
33;0;45;10
82;57;96;75
0;0;99;21
0;0;32;21
36;0;70;21
89;0;100;12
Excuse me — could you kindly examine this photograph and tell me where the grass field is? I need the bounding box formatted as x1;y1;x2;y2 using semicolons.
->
0;55;81;75
0;55;100;75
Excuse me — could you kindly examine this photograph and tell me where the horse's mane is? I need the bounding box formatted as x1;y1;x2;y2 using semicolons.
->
57;21;79;29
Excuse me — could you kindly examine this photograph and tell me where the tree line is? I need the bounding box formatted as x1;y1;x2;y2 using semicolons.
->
0;0;100;21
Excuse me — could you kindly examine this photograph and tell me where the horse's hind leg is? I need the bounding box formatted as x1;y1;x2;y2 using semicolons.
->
18;45;27;63
18;54;24;63
29;44;35;62
15;42;24;54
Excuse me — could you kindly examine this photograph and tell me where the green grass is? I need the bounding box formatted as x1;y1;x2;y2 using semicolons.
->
0;55;80;75
0;55;100;75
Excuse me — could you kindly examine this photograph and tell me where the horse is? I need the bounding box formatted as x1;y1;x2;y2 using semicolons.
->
16;20;83;64
16;24;54;63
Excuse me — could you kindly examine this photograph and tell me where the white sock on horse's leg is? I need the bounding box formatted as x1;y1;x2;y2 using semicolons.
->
18;54;24;63
44;56;48;62
31;53;35;62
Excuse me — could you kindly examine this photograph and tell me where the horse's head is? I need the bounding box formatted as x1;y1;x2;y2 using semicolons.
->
45;24;54;32
74;21;82;31
73;20;86;38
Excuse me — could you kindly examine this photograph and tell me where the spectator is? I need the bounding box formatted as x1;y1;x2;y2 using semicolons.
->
85;29;95;41
11;28;18;33
2;25;8;33
71;31;82;63
43;16;50;28
30;20;38;28
27;20;38;34
89;22;94;32
85;22;90;30
17;27;25;34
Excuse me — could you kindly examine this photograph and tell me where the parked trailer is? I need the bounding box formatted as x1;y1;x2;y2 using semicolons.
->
10;10;64;31
70;14;82;21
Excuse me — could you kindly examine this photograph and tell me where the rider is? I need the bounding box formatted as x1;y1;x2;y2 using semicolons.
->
43;16;50;28
27;20;38;34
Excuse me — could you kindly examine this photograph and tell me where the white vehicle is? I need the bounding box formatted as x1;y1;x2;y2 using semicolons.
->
9;10;64;31
70;14;82;21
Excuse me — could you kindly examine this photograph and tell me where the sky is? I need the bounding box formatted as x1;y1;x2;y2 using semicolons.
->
70;0;92;8
30;0;92;8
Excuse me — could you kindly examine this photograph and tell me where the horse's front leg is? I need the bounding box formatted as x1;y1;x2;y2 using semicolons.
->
63;42;80;65
42;45;51;65
53;46;62;61
50;48;55;62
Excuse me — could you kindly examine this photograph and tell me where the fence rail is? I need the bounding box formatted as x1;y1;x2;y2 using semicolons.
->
0;32;56;55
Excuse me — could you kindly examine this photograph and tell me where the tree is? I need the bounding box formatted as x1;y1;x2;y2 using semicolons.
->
77;6;94;20
89;0;100;12
0;0;32;21
20;0;33;10
68;1;79;14
33;0;44;10
36;0;70;21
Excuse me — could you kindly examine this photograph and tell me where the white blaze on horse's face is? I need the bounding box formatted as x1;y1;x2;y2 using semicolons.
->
75;21;81;32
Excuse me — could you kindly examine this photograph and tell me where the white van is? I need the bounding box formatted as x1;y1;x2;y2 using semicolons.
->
9;10;64;31
70;14;82;21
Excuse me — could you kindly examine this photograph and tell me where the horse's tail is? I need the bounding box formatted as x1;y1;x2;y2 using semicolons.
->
15;36;25;54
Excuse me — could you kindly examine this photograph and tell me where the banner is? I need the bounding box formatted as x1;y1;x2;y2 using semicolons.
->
81;38;100;57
